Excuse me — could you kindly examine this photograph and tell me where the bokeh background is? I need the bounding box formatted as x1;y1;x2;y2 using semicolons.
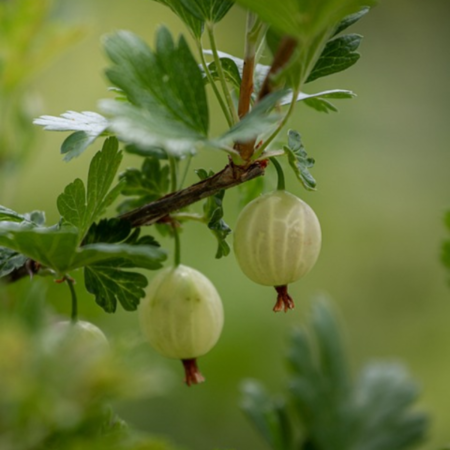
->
1;0;450;449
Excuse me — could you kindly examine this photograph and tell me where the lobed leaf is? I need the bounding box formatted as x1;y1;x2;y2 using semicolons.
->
196;169;231;259
117;157;170;214
307;34;363;83
102;28;208;155
33;111;109;160
83;219;166;313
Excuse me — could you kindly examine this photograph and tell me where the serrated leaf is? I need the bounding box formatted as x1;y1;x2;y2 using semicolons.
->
284;130;316;191
102;28;208;155
117;157;170;214
85;265;148;312
307;34;363;83
57;178;87;229
180;0;234;23
82;218;166;313
33;111;109;160
196;169;231;259
57;137;122;240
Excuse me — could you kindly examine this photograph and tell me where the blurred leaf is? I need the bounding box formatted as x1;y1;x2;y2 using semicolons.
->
0;247;28;278
232;0;374;42
216;90;286;146
0;205;29;222
196;169;231;258
307;34;363;83
102;28;208;156
284;130;316;191
242;300;428;450
83;219;166;313
241;381;294;450
117;157;170;214
57;137;123;240
33;111;109;160
124;144;169;159
179;0;234;23
351;363;428;450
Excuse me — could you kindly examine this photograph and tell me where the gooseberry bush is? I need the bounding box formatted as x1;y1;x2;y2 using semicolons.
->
0;0;432;449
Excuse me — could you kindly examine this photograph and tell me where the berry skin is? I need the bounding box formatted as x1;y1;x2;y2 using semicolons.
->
139;264;224;386
233;190;321;312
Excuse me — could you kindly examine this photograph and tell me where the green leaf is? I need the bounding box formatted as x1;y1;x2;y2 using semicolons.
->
124;144;169;159
0;247;28;278
33;111;109;160
82;219;166;313
57;137;123;239
0;222;80;275
151;0;204;38
0;205;29;223
332;6;370;37
204;56;242;91
284;130;316;191
196;169;231;259
102;28;209;155
298;89;355;113
306;34;363;83
179;0;234;23
232;0;374;40
216;90;286;146
352;363;428;450
240;380;294;450
117;157;170;214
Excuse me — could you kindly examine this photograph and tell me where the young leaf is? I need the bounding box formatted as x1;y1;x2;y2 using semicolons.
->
196;169;231;259
204;57;242;91
283;130;316;191
332;6;370;37
33;111;109;160
102;28;208;156
83;219;166;313
306;34;363;83
57;137;123;240
117;157;170;214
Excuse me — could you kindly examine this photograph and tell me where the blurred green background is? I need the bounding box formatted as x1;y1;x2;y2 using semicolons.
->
2;0;450;449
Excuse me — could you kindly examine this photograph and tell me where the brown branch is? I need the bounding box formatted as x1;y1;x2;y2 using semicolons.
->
257;36;298;101
120;158;267;227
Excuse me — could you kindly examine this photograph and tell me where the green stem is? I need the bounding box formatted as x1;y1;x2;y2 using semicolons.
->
206;23;239;124
254;88;300;158
172;212;205;223
66;277;78;323
178;154;192;190
270;157;285;191
197;41;233;127
173;224;181;267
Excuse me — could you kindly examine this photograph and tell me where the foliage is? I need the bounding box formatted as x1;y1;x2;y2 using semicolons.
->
241;301;429;450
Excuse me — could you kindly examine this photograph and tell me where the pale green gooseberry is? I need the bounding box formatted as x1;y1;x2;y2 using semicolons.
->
139;264;224;386
233;190;322;312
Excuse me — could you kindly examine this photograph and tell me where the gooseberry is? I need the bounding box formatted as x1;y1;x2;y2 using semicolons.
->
233;190;321;312
139;264;224;386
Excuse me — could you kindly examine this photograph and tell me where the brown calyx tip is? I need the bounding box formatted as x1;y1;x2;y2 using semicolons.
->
273;285;295;313
181;358;205;387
